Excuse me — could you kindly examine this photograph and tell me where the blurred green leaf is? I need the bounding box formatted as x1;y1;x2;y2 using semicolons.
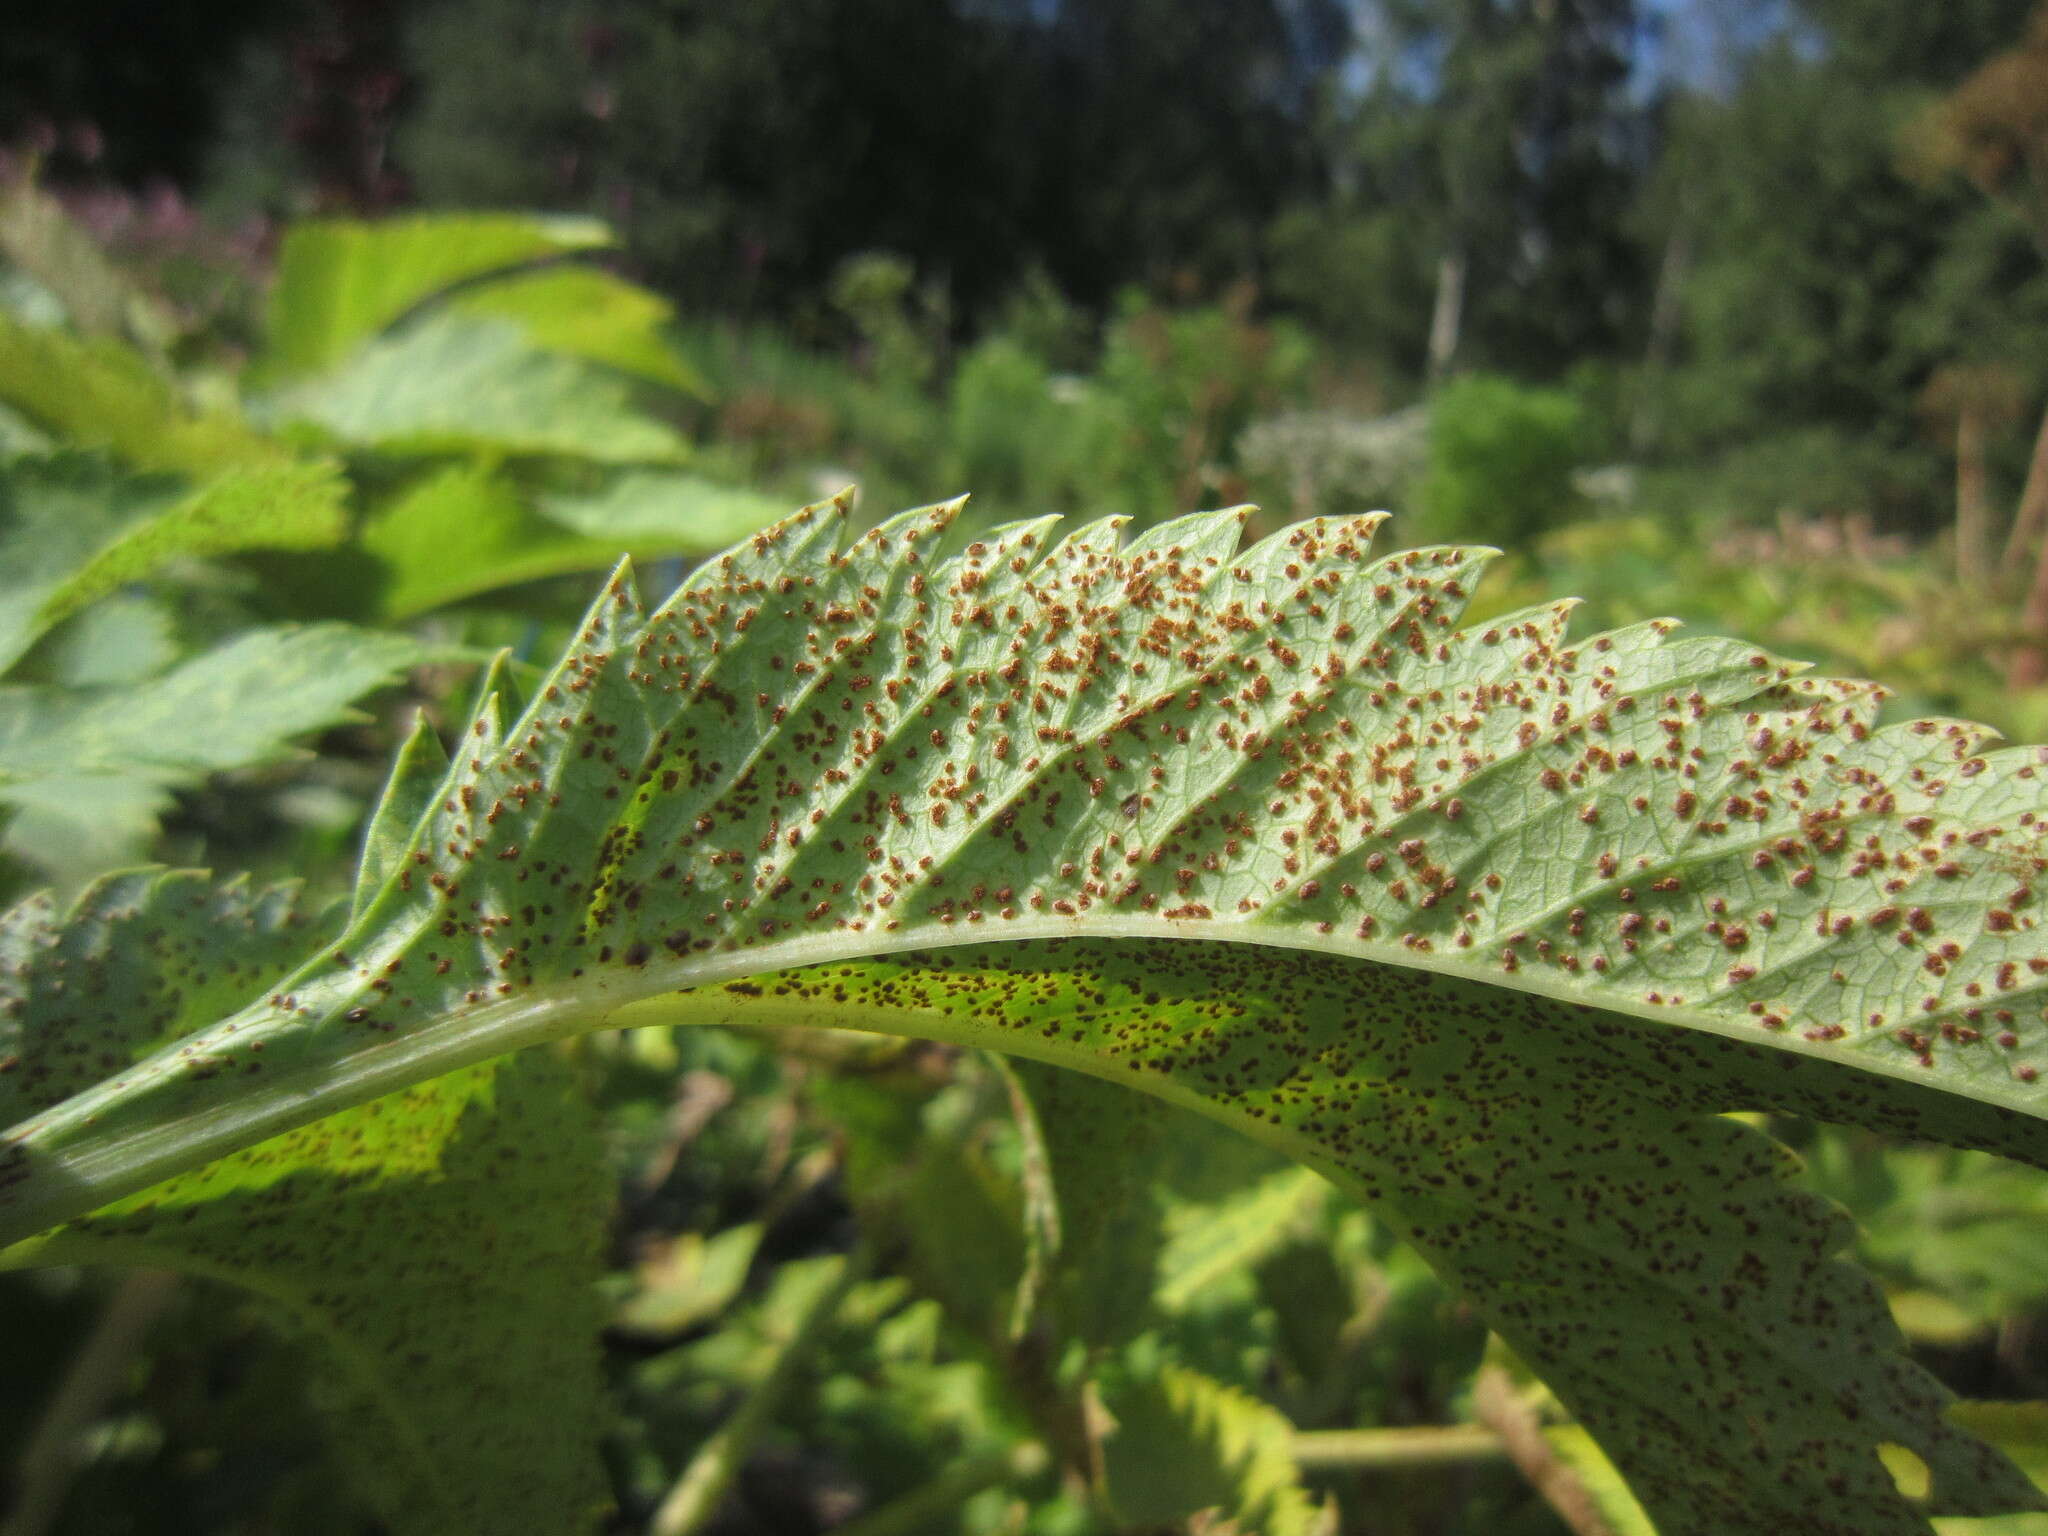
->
0;314;282;476
1000;1057;1171;1348
0;456;349;675
270;315;690;463
616;1222;764;1338
449;264;706;397
360;463;784;617
265;212;612;381
1098;1356;1320;1534
1156;1166;1328;1317
0;624;422;878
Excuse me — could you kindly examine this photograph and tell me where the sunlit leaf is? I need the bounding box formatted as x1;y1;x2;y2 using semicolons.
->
0;313;282;476
360;463;783;618
270;315;690;464
0;624;422;878
265;212;612;381
10;498;2048;1534
448;264;706;396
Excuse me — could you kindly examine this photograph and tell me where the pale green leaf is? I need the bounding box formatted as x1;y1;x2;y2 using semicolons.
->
16;457;350;670
0;624;421;780
270;315;690;463
0;774;174;888
360;464;782;618
10;500;2048;1534
0;624;421;879
448;264;706;395
348;708;453;925
0;313;282;475
265;212;612;381
0;454;176;675
41;594;180;687
537;468;788;547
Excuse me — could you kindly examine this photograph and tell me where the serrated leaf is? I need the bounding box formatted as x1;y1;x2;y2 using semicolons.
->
0;313;282;476
0;623;422;878
536;469;787;548
10;500;2048;1534
0;454;177;674
349;709;452;925
812;1071;1028;1346
0;870;610;1534
1;456;350;673
265;212;613;381
1157;1166;1328;1315
0;870;317;1127
360;464;782;618
269;315;689;463
1000;1056;1172;1347
1098;1360;1321;1534
0;624;421;780
447;264;706;396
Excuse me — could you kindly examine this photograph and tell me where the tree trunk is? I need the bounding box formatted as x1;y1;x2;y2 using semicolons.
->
2001;399;2048;573
2005;402;2048;689
1630;218;1691;454
1427;246;1466;383
1955;399;1990;587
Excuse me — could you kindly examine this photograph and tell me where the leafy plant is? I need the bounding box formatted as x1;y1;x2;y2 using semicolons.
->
1420;372;1586;547
0;201;789;884
5;493;2048;1534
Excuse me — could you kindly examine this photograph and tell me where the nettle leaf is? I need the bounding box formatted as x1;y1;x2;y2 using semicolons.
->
360;463;785;618
267;315;691;464
0;623;423;878
445;264;707;397
7;499;2048;1534
1097;1356;1322;1534
0;453;350;675
0;869;608;1535
265;212;613;381
0;313;282;476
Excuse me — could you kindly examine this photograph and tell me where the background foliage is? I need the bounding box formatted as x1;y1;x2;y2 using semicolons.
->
7;2;2048;1533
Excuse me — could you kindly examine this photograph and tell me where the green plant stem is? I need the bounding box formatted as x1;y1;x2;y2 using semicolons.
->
647;1246;870;1536
2;1270;178;1536
1290;1423;1507;1471
830;1441;1050;1536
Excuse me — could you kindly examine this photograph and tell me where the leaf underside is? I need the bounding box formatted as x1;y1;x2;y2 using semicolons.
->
7;494;2048;1534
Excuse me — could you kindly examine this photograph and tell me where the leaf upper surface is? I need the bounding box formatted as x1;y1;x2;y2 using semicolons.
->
265;212;613;381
